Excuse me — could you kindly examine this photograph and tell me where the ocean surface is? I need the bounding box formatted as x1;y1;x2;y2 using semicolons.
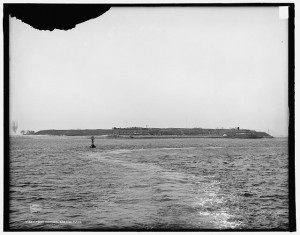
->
9;136;289;230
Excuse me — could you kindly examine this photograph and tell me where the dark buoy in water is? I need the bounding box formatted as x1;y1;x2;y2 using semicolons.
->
90;136;96;148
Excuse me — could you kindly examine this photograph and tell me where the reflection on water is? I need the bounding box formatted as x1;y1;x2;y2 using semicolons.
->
10;136;289;230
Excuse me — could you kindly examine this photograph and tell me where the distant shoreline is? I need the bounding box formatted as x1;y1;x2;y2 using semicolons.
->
11;134;277;139
27;127;273;139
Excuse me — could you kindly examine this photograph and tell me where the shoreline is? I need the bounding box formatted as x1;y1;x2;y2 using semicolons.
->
11;135;276;139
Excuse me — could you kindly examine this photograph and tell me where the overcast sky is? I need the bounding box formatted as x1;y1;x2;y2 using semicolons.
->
10;7;288;136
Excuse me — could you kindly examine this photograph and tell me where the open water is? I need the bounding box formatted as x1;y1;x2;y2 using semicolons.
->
9;136;289;230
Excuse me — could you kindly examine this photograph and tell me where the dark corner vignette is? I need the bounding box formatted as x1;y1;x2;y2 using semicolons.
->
4;4;111;31
3;3;296;232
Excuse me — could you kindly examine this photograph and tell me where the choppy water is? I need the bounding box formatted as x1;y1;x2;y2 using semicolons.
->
9;136;289;230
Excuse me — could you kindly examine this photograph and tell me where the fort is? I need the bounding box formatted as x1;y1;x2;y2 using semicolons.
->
112;127;149;136
110;127;272;139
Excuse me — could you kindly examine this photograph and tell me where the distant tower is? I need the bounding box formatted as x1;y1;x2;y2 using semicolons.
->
12;121;18;134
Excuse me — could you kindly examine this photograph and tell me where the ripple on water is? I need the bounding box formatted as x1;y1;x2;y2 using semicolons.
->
9;137;289;230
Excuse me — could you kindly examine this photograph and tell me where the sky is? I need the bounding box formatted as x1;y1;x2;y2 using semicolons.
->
9;6;289;136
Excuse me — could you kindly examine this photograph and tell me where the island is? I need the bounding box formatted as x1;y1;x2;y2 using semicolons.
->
33;127;273;139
